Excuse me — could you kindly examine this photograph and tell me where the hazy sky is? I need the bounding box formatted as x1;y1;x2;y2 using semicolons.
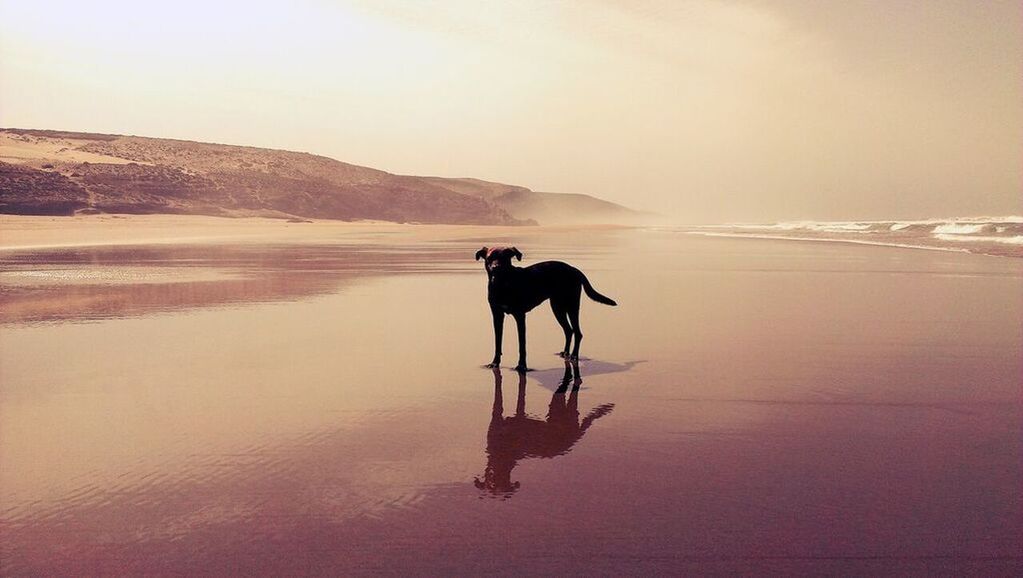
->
1;0;1020;222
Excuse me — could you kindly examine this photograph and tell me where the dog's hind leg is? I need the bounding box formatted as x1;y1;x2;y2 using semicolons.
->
567;302;583;360
550;300;572;358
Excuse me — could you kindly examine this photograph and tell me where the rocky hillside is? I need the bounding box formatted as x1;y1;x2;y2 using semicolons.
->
0;129;642;225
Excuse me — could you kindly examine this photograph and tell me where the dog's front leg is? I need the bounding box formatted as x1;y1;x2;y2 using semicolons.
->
513;312;529;372
487;309;504;368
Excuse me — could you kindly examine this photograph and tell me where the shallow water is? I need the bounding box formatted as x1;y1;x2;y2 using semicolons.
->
1;229;1021;575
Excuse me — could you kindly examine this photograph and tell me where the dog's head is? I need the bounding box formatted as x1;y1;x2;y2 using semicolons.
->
475;246;522;275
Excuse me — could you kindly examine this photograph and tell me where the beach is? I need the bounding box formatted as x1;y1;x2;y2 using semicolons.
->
1;215;1020;575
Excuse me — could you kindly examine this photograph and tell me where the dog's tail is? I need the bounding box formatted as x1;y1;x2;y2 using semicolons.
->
581;274;618;306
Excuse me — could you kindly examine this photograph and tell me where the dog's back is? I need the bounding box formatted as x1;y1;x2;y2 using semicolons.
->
526;261;617;306
491;261;616;311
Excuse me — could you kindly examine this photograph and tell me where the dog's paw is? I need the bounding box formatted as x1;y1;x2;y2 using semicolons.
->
555;351;568;358
484;362;500;369
513;365;533;373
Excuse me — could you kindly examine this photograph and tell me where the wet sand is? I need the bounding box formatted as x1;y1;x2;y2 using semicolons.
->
1;220;1020;575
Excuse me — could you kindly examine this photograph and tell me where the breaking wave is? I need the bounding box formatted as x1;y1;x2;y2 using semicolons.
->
676;217;1023;258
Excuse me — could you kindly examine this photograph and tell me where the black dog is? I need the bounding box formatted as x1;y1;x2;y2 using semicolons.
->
476;246;617;371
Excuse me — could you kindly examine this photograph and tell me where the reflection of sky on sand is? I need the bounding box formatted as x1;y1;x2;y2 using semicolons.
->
476;362;622;498
0;244;476;324
1;229;1020;574
0;265;238;286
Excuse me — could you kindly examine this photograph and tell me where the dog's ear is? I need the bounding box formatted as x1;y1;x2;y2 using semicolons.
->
475;246;488;261
511;247;522;261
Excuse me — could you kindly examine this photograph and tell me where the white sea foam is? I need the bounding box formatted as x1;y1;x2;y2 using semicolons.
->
675;216;1023;257
721;216;1023;232
767;221;872;232
684;231;973;254
934;234;1023;245
932;223;986;234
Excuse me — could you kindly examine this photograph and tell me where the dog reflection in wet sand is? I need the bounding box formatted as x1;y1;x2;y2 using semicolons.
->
475;361;615;497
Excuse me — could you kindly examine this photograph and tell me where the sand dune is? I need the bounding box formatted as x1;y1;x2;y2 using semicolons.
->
0;132;140;166
0;128;643;226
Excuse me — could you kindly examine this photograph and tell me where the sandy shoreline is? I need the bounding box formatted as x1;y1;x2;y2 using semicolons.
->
1;225;1020;575
0;214;632;251
5;215;1020;260
0;214;472;250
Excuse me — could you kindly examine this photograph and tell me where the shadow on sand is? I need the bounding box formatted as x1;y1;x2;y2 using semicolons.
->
475;359;632;498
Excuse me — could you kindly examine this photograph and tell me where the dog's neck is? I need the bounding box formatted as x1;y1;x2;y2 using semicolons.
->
487;262;518;277
487;264;522;286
